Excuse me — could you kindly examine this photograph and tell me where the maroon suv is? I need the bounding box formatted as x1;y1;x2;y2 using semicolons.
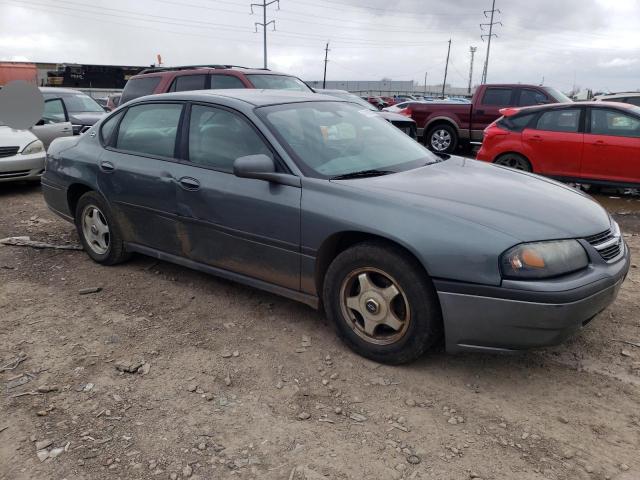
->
120;64;312;105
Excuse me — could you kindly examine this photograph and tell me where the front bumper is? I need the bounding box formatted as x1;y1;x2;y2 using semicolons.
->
437;242;630;353
0;153;46;183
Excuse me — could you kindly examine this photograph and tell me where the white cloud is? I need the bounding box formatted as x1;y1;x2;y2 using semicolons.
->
598;58;638;68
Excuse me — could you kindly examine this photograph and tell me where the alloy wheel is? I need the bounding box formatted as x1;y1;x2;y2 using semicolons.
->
81;205;110;255
430;129;452;152
495;155;531;171
339;267;411;345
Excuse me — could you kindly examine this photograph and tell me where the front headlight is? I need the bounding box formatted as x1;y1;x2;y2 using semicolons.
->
21;140;45;155
501;240;588;280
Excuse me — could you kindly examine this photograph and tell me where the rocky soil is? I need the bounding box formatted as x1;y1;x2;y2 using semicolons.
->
1;183;639;480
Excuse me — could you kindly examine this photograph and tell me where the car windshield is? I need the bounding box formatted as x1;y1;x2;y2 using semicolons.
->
246;74;312;92
59;93;105;113
258;101;436;179
319;91;377;111
543;87;573;103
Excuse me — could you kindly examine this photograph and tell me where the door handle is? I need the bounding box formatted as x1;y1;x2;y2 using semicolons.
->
530;135;543;142
475;109;485;115
179;176;200;191
593;140;607;147
99;161;115;173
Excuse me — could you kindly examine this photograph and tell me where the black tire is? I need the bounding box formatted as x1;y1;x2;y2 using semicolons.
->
323;242;442;364
74;191;130;265
426;124;458;154
493;153;532;172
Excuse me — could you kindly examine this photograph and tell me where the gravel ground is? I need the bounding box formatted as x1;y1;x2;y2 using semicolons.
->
1;183;639;480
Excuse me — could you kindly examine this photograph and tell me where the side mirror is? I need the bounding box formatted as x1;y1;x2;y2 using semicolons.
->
233;154;300;187
35;119;46;126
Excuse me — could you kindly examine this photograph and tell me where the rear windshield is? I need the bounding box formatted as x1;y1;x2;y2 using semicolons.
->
121;77;162;105
245;74;312;92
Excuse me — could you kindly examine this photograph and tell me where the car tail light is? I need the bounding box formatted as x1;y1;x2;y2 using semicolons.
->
400;107;412;117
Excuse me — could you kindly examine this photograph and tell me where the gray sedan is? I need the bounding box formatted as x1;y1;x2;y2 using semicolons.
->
42;90;629;364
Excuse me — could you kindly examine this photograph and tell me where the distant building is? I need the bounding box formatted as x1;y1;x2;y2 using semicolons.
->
0;61;147;88
306;79;471;96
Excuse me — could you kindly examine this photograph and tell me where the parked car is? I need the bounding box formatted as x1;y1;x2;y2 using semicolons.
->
0;123;46;182
406;84;571;153
394;95;417;103
593;92;640;107
106;94;121;111
29;96;74;148
366;96;388;110
119;65;312;105
40;87;107;135
381;96;396;106
383;101;415;114
477;102;640;187
42;90;628;363
315;89;417;138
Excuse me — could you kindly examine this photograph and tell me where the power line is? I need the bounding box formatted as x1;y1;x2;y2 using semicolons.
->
250;0;280;69
480;0;502;84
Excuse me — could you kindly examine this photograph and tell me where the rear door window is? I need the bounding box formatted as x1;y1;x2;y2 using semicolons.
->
170;74;207;92
499;113;536;131
590;108;640;138
535;108;581;133
120;77;162;104
116;103;183;158
481;88;514;106
210;75;245;89
518;89;549;106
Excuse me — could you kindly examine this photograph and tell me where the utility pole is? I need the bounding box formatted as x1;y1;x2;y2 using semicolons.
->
442;39;451;98
480;0;501;84
424;71;428;95
250;0;280;69
322;42;330;89
468;46;477;94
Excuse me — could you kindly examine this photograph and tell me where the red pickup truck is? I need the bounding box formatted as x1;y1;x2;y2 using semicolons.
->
408;84;572;153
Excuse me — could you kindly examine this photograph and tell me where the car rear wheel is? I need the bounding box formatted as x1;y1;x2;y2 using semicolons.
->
494;153;532;172
75;191;130;265
323;242;442;364
426;124;458;154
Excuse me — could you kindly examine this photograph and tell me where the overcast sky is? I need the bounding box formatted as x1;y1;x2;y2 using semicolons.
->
1;0;638;92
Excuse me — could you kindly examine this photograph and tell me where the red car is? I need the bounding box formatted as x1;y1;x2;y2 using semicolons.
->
477;102;640;187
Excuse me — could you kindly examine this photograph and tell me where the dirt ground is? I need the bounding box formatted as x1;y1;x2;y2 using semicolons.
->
1;183;639;480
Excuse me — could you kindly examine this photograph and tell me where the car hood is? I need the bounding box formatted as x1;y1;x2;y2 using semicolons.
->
0;126;38;149
68;112;106;126
377;111;415;124
335;156;611;242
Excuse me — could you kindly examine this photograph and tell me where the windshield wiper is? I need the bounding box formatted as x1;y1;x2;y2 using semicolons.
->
330;169;396;180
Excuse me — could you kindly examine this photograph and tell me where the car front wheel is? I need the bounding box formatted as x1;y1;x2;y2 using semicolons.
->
323;242;442;364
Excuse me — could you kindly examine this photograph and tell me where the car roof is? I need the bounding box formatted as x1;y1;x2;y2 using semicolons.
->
39;87;85;95
130;89;346;107
594;92;640;99
512;101;639;115
130;66;292;78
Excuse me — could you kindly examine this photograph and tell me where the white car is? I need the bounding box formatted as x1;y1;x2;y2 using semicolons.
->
593;92;640;107
0;124;46;183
